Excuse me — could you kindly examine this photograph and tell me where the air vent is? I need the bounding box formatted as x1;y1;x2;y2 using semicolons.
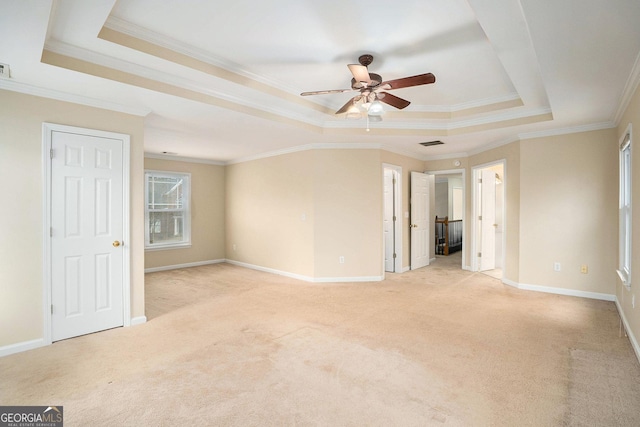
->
419;140;444;147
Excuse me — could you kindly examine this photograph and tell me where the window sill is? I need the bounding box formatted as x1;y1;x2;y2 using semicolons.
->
617;269;631;290
145;243;192;252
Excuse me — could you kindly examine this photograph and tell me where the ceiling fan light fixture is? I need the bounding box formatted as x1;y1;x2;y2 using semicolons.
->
367;114;383;122
345;103;362;119
367;99;384;116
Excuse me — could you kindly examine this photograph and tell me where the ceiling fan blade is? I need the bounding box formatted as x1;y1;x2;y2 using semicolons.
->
378;92;411;110
382;73;436;90
301;88;354;96
348;64;372;86
335;95;362;114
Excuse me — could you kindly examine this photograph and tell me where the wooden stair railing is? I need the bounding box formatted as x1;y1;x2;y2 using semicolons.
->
435;216;463;256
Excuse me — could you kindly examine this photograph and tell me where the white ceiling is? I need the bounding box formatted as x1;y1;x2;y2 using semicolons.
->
2;0;640;163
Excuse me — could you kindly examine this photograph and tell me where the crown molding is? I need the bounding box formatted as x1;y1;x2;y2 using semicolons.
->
144;152;225;165
423;151;470;161
226;142;391;165
380;144;429;161
612;49;640;125
466;136;519;157
411;92;521;113
103;16;298;96
43;40;325;129
0;78;151;116
518;121;616;140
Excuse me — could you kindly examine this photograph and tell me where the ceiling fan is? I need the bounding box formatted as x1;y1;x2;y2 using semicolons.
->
300;54;436;120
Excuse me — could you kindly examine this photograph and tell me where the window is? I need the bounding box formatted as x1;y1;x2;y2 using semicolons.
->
618;125;632;287
145;170;191;250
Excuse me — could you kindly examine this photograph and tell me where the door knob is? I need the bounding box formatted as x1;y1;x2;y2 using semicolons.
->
113;240;121;247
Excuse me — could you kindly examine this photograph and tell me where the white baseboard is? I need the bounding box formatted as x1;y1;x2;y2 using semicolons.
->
226;259;383;283
500;278;615;301
131;316;147;326
615;297;640;364
144;259;225;273
313;275;383;283
1;316;147;358
0;338;45;358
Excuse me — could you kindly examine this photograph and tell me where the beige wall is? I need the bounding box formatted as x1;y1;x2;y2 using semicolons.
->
0;90;145;348
144;158;225;269
314;149;382;278
225;150;315;277
225;149;382;279
519;129;618;294
617;82;640;352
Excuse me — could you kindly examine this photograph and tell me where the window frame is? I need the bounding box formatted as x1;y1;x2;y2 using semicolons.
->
618;124;632;288
144;170;192;251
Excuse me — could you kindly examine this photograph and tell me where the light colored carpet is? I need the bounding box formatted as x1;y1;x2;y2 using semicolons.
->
1;253;639;426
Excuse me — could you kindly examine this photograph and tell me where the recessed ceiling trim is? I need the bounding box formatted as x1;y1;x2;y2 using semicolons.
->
386;96;524;120
322;107;552;134
41;48;322;133
410;92;521;113
99;20;333;115
0;78;151;116
44;39;323;127
518;121;616;140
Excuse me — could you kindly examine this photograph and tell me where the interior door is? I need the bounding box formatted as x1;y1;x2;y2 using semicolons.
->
51;130;125;341
383;169;395;272
479;169;496;271
410;171;430;270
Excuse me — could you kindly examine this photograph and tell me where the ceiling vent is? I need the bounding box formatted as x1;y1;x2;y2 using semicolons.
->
419;140;444;147
0;63;10;79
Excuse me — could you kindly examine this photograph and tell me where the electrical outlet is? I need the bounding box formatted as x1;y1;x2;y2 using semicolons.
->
339;256;345;264
554;262;561;272
580;264;588;274
232;244;237;251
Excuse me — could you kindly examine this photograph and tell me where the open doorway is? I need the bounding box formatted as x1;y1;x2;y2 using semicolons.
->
428;168;466;270
472;161;505;279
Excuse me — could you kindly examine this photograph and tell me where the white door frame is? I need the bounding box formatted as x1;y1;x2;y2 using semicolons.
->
471;160;506;273
42;123;131;346
426;168;466;269
382;164;403;274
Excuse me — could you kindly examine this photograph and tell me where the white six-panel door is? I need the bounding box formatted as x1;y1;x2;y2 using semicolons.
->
410;171;430;270
479;169;496;271
49;128;126;341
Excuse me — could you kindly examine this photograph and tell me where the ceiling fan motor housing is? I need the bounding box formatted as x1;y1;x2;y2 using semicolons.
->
351;73;382;89
358;54;374;66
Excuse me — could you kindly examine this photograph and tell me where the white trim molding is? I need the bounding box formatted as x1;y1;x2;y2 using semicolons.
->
615;297;640;364
225;260;383;283
501;277;615;301
145;259;225;273
0;339;45;358
131;316;148;326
